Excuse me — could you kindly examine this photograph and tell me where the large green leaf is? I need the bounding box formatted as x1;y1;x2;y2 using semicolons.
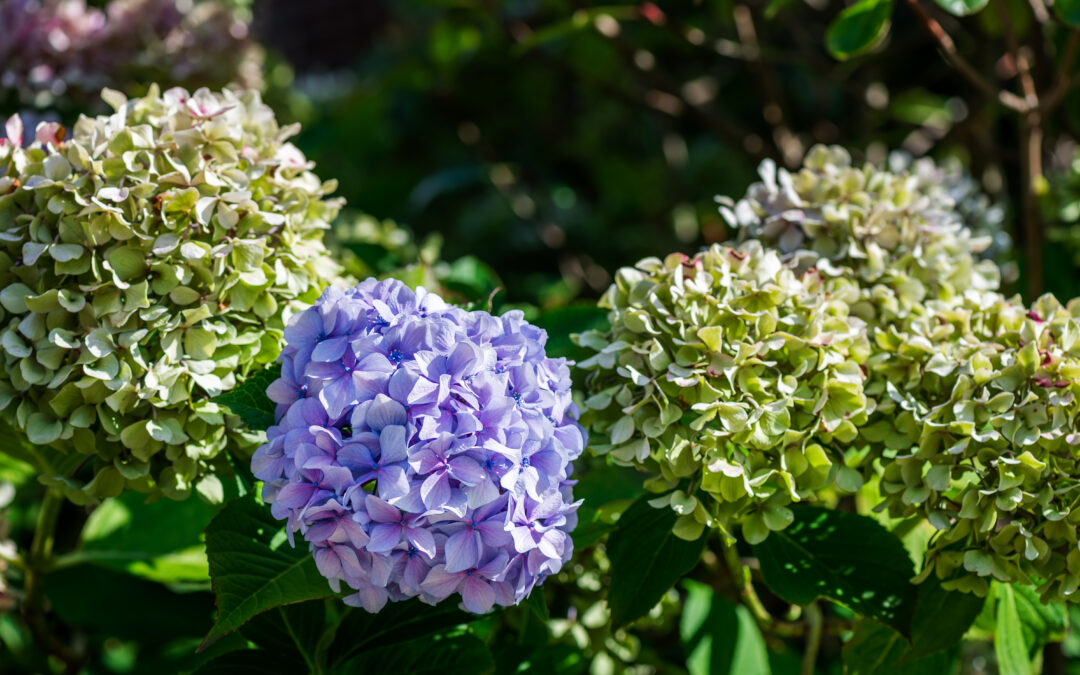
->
70;489;232;583
996;584;1033;675
212;365;279;432
842;620;953;674
680;579;770;675
907;573;985;657
825;0;893;60
932;0;987;15
1055;0;1080;26
752;507;916;636
606;494;706;628
325;598;477;666
329;631;493;675
992;582;1067;671
200;495;335;650
570;463;646;550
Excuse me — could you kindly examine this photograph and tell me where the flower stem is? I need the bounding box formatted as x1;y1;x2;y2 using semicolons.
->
22;488;81;672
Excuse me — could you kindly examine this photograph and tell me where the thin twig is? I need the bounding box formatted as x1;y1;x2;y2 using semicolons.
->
801;602;824;675
902;0;1029;113
1042;30;1080;113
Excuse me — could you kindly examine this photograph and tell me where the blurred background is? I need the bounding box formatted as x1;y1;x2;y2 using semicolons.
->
12;0;1080;313
5;0;1080;673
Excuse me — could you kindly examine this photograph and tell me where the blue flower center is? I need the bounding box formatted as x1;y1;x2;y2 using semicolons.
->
374;317;390;329
388;349;405;365
521;456;530;468
399;517;407;527
316;331;327;342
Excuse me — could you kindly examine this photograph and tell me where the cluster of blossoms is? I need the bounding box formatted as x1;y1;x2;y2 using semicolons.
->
580;144;1080;602
253;279;583;614
0;86;341;503
0;0;261;111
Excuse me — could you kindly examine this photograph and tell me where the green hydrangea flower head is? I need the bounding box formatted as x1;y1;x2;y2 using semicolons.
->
0;85;342;504
583;143;1080;603
576;241;871;542
718;144;1001;323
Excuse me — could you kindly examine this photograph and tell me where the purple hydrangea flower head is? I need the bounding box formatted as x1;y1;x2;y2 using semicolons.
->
253;279;585;613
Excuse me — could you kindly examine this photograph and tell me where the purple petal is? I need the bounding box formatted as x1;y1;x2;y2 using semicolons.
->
312;336;350;363
379;425;408;464
444;529;480;573
376;464;411;501
421;565;463;600
364;494;402;523
367;524;402;553
420;472;450;510
405;526;437;560
446;456;485;486
367;394;407;430
461;576;496;614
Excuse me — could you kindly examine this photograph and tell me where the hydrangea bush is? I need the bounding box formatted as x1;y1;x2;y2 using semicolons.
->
579;144;1080;602
0;0;261;111
0;85;341;503
252;278;584;613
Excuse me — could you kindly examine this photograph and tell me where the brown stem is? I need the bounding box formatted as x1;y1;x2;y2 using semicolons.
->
1021;112;1045;299
902;0;1029;113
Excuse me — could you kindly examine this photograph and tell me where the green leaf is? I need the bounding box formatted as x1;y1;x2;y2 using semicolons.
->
842;621;953;674
240;601;326;672
907;573;985;657
523;585;550;621
570;463;646;550
995;584;1033;675
200;495;335;650
212;365;279;432
680;579;770;675
825;0;893;60
932;0;987;15
606;493;706;628
752;507;916;636
1055;0;1080;25
325;598;477;666
996;582;1067;661
330;631;493;675
440;255;502;302
75;488;232;583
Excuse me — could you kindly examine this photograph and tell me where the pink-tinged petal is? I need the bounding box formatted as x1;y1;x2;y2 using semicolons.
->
376;464;411;501
402;556;428;594
389;488;425;514
305;519;338;543
421;565;463;600
446;456;484;486
250;447;284;481
337;545;364;578
420;472;450;509
368;552;394;587
378;425;408;464
267;377;301;405
461;576;496;614
275;482;316;509
364;494;402;523
339;518;371;549
405;526;437;560
444;529;480;573
5;115;22;147
344;586;388;613
34;122;64;146
366;524;402;553
314;547;341;578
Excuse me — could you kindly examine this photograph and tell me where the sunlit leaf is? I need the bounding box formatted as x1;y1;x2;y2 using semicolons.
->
825;0;893;60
